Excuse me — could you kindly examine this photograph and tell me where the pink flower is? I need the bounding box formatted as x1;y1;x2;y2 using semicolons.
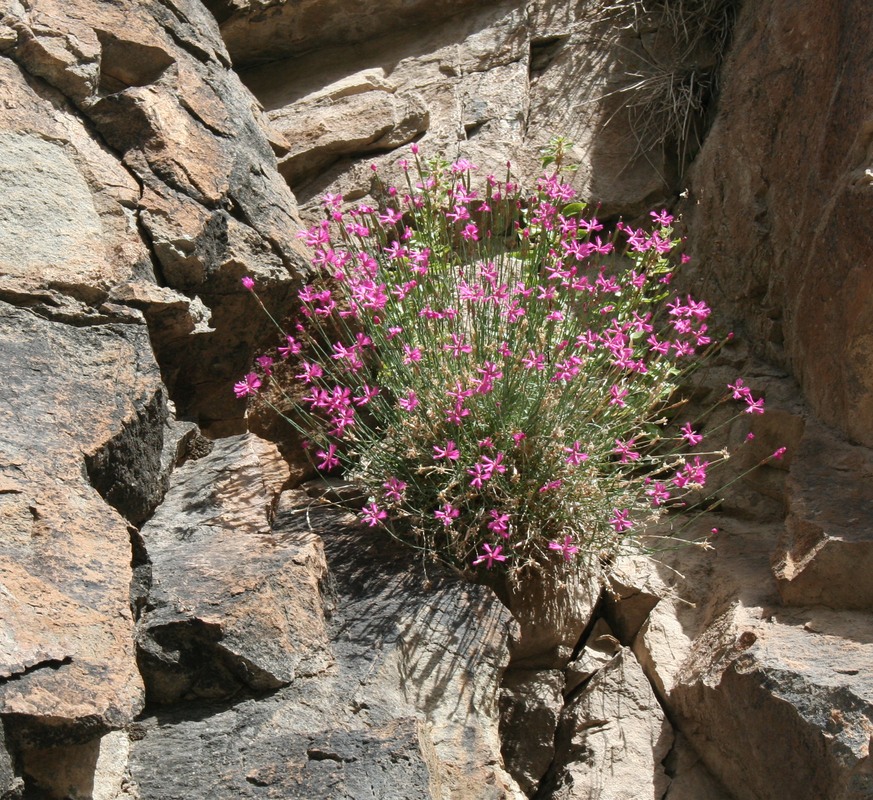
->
434;503;460;526
468;464;487;489
613;438;640;463
398;390;419;411
728;378;752;401
646;482;670;506
480;452;506;478
512;431;526;446
609;509;633;533
473;543;507;569
487;510;510;537
296;362;324;383
382;477;407;502
444;334;473;358
361;502;387;527
278;336;302;359
680;423;703;447
744;397;765;415
402;345;422;365
461;222;479;241
522;350;545;371
234;372;261;398
539;479;562;493
434;440;460;461
548;535;579;561
650;209;674;226
772;447;787;460
241;276;255;291
353;384;379;406
316;444;339;471
609;384;628;408
564;441;589;466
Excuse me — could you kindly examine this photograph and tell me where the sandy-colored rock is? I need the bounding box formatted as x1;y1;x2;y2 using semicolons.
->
623;519;873;800
545;648;674;800
206;0;499;67
503;568;600;669
773;420;873;609
663;733;733;800
235;0;723;218
564;618;621;695
22;731;133;800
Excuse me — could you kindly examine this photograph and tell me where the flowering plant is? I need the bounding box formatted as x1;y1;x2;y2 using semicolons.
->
237;144;773;580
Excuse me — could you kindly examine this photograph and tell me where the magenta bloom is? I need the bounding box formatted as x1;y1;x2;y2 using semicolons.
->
744;397;765;415
296;362;324;383
680;423;703;447
487;510;510;537
646;482;670;506
613;438;640;464
609;509;633;533
609;384;628;407
548;536;579;561
564;441;589;466
434;440;460;461
382;477;407;502
772;447;787;460
434;503;460;526
473;543;507;569
241;275;255;291
278;336;302;359
234;372;261;398
398;390;419;411
728;378;752;401
316;444;339;471
361;502;388;527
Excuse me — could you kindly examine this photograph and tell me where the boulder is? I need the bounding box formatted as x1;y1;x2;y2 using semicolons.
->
773;420;873;609
137;434;333;703
0;302;162;748
130;489;524;798
544;648;674;800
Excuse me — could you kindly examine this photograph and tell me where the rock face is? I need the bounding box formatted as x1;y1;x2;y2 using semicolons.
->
0;303;159;754
136;435;333;704
1;0;872;797
773;420;873;609
234;0;719;213
683;0;873;448
545;648;674;800
1;0;309;430
129;488;522;799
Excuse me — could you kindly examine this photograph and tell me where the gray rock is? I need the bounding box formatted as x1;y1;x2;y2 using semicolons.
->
499;669;564;795
773;421;873;609
544;648;674;800
137;435;332;703
130;490;523;798
0;302;159;746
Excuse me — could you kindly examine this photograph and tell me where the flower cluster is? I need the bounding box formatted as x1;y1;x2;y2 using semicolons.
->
237;146;775;580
